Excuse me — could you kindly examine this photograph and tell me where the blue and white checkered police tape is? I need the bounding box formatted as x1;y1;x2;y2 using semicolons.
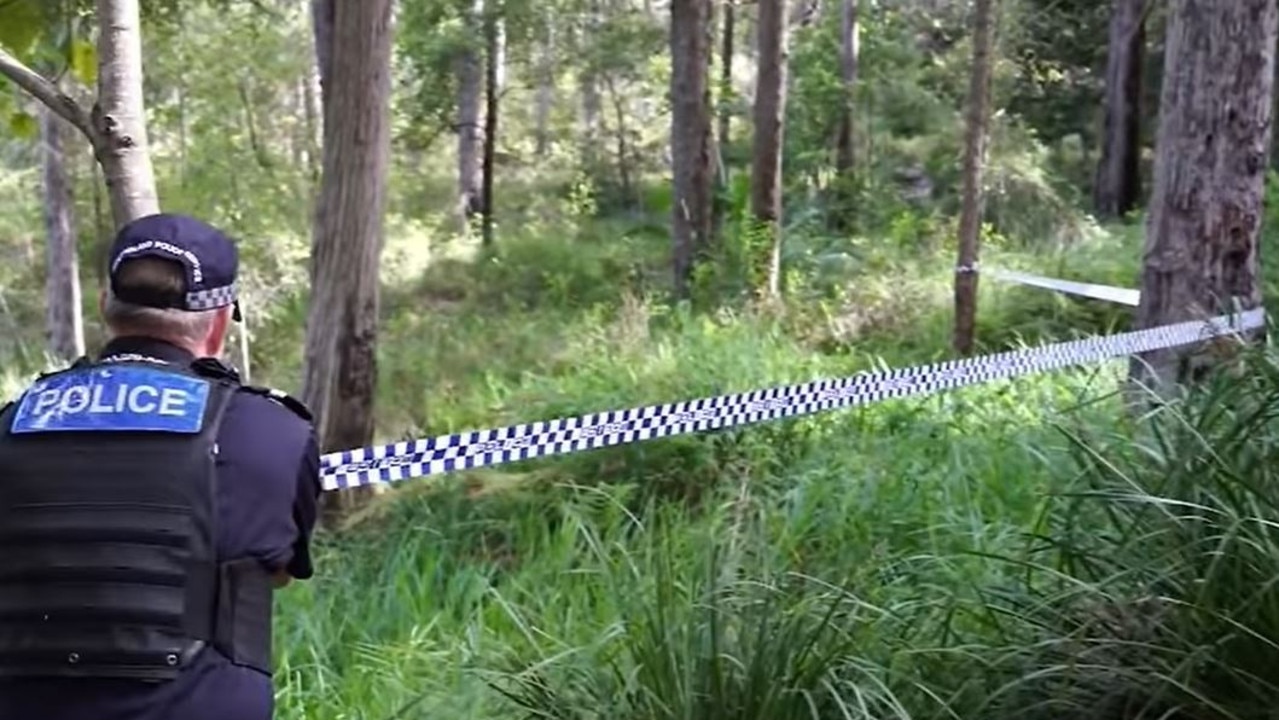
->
317;306;1267;491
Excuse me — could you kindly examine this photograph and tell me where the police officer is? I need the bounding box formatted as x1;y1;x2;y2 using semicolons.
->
0;213;322;720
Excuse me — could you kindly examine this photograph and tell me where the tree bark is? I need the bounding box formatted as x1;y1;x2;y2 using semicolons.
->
1093;0;1146;219
834;0;859;176
481;8;503;247
41;105;86;361
712;0;735;240
1131;0;1278;389
751;0;789;299
952;0;997;356
534;19;555;157
670;0;716;299
457;0;485;230
301;0;395;518
93;0;160;227
579;0;603;170
717;1;735;154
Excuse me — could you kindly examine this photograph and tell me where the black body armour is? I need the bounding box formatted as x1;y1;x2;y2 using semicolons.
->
0;357;275;681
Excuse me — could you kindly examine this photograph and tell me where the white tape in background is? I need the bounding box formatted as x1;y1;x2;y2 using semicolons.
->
984;267;1142;306
319;294;1266;492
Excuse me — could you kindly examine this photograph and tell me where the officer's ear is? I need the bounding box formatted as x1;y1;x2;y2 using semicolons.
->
206;305;233;358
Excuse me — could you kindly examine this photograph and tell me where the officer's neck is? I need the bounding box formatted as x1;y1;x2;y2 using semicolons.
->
103;331;222;362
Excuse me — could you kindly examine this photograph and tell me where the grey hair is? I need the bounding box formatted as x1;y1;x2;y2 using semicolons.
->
102;293;218;345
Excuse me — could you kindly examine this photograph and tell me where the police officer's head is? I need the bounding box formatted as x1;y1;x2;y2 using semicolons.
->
100;213;242;358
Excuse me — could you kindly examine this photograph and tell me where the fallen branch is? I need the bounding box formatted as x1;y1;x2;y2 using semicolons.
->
0;46;97;145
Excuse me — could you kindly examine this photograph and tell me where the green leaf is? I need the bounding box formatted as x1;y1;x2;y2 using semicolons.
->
70;38;97;87
9;110;38;140
0;0;46;58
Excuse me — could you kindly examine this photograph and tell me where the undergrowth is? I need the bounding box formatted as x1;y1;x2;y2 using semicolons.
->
5;207;1277;719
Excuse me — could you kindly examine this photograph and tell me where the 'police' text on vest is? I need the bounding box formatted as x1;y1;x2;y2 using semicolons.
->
9;365;211;435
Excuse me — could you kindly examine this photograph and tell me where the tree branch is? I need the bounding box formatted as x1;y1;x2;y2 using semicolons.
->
0;46;97;144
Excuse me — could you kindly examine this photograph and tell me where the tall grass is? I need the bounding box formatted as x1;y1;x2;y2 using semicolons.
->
970;345;1279;720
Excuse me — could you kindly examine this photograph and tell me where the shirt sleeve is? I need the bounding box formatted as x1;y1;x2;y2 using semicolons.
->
285;431;322;580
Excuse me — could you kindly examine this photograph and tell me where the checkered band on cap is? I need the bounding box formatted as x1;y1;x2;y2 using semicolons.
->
187;282;237;311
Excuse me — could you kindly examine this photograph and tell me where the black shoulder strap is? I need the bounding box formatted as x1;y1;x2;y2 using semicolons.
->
239;385;314;423
31;356;92;383
189;357;242;384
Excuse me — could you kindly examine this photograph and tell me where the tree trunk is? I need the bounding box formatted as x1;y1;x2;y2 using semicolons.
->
712;0;735;240
579;2;603;170
534;19;555;157
751;0;789;299
603;74;635;207
41;106;86;361
1131;0;1277;389
457;0;485;230
93;0;160;228
951;0;997;356
1093;0;1146;219
670;0;716;299
834;0;859;176
717;1;735;154
305;0;327;184
301;0;395;519
481;9;503;247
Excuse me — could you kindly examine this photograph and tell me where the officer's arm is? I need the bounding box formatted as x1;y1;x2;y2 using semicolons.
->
284;429;322;582
242;384;321;585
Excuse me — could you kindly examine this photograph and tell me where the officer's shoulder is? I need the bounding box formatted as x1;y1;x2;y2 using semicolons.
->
235;384;314;424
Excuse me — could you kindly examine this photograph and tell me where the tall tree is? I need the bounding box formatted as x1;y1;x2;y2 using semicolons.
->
533;15;555;158
1093;0;1146;219
833;0;858;178
751;0;789;298
670;0;716;299
1131;0;1278;388
457;0;486;231
480;3;504;247
712;0;735;240
578;0;603;173
41;103;86;361
301;0;395;516
951;0;997;355
0;0;160;229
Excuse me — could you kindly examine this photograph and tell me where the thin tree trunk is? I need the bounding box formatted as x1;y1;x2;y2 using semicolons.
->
301;0;395;519
951;0;997;356
91;0;160;228
1131;0;1278;389
41;106;85;361
579;1;603;170
534;19;555;157
1093;0;1146;219
712;0;735;239
670;0;716;299
752;0;789;299
457;0;485;230
310;0;334;113
834;0;858;175
600;74;635;207
481;10;503;247
0;1;156;231
717;1;735;153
